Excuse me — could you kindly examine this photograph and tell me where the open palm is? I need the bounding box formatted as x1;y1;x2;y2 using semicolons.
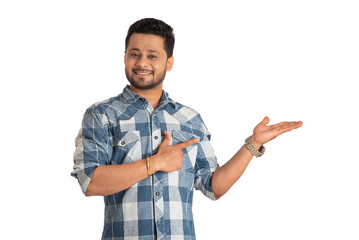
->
252;117;303;147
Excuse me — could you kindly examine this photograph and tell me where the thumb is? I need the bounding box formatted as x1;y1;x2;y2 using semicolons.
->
160;130;171;146
261;116;270;125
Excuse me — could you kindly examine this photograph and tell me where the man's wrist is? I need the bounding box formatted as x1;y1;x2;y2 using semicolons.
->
251;140;262;150
148;155;160;173
251;135;264;150
146;157;152;176
245;136;265;158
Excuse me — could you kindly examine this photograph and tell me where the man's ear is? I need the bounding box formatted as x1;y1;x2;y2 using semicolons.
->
124;52;126;64
166;56;174;72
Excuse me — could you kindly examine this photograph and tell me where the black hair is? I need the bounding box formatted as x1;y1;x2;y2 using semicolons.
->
125;18;175;58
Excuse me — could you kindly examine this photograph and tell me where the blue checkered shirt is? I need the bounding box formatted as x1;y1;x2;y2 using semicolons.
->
71;86;219;240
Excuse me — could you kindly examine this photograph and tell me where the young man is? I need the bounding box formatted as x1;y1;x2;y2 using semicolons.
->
72;18;302;240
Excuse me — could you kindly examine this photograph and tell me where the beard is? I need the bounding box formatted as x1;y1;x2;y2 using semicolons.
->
126;68;167;90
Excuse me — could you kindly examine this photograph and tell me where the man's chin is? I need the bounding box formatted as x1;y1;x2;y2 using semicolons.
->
128;78;164;90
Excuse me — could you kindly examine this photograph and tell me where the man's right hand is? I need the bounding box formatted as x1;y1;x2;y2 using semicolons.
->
151;130;199;173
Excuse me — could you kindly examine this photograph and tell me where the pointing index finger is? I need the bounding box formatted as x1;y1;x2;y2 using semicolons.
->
178;137;200;149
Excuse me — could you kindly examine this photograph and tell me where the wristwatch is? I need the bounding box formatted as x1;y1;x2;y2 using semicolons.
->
245;136;265;158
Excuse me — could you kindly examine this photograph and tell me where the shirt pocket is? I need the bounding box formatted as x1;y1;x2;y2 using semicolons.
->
170;127;203;172
111;130;142;164
171;130;193;145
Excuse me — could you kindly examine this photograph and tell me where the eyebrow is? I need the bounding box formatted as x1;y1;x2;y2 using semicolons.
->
128;48;140;52
148;49;160;54
128;48;161;55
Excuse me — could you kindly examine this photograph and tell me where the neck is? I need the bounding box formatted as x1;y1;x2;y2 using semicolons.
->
130;84;163;109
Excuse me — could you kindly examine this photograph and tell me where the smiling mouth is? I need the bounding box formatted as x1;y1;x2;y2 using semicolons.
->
133;69;153;76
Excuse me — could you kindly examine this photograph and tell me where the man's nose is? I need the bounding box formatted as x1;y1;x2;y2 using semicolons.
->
135;55;149;68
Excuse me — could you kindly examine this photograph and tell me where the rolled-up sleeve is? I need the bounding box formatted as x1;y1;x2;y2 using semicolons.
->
71;108;112;195
194;123;219;200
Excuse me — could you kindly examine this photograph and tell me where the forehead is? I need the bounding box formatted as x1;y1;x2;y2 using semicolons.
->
127;33;166;53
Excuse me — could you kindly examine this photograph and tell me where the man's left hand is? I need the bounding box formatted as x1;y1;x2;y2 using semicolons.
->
251;117;303;148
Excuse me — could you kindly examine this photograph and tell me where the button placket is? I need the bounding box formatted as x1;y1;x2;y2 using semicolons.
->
153;176;164;236
150;111;165;235
154;182;163;201
152;129;161;151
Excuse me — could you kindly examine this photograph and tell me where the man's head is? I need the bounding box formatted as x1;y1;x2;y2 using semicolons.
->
125;18;175;59
124;18;175;90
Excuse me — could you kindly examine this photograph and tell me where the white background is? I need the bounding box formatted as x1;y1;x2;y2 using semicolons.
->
1;0;358;239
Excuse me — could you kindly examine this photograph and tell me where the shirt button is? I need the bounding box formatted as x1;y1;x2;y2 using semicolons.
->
156;192;160;196
154;136;158;140
120;141;125;145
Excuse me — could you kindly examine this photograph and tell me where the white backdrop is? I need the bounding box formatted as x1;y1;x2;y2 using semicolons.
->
1;0;358;239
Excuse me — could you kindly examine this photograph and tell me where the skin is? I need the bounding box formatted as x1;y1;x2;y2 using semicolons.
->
211;116;302;199
86;33;303;198
124;33;174;109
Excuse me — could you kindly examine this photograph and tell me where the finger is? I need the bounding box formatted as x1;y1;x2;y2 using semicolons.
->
288;121;303;131
262;116;270;125
255;116;270;130
258;116;270;126
178;137;200;149
276;121;303;134
160;130;171;146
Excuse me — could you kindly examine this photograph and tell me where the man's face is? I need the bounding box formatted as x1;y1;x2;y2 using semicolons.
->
125;33;174;90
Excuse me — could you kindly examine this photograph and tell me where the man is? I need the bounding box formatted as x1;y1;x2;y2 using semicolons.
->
71;18;302;239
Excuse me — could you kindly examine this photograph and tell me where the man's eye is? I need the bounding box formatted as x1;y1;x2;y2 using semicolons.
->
149;55;157;59
130;53;139;57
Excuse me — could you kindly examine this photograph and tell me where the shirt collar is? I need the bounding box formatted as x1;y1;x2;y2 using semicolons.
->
121;85;177;110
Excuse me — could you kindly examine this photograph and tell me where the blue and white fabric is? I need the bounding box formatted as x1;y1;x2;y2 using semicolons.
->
72;85;219;240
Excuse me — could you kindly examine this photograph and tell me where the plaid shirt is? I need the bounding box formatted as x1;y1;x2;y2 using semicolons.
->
72;86;219;240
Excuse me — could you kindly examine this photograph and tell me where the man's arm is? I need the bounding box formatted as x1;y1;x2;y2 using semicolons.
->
86;159;149;196
86;131;199;196
211;117;303;200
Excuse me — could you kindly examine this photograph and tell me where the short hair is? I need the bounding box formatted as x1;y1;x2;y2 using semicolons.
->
125;18;175;58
